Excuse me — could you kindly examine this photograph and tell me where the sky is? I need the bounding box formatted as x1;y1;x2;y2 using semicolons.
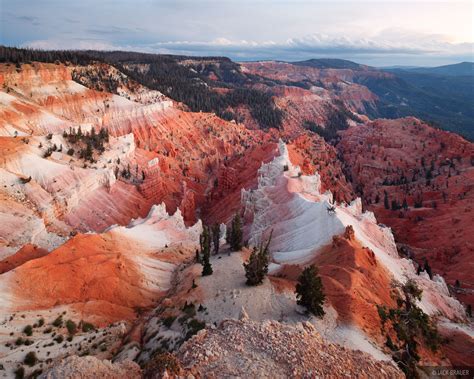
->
1;0;473;67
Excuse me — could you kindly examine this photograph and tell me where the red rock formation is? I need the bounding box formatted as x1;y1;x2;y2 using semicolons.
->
339;118;474;307
288;133;355;203
201;142;278;224
0;244;49;274
277;232;396;345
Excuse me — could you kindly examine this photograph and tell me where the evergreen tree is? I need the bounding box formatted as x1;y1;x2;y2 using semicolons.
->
212;223;220;255
195;249;200;263
200;227;213;276
384;191;390;210
377;280;440;378
295;265;325;317
467;304;472;318
423;259;433;280
402;198;408;210
230;213;243;251
243;231;272;286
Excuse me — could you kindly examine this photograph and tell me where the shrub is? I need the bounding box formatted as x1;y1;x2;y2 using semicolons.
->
66;320;77;335
14;366;24;379
24;352;37;367
186;319;205;339
52;316;63;327
162;316;176;328
23;325;33;336
15;337;24;346
81;322;95;333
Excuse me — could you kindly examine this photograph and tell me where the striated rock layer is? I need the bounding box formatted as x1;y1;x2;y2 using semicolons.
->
338;118;474;306
242;140;469;364
0;204;201;324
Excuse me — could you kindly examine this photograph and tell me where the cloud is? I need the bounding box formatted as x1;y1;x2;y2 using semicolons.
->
144;31;473;61
21;30;473;66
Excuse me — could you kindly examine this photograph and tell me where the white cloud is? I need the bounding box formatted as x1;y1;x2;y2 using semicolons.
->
144;30;473;60
21;30;473;66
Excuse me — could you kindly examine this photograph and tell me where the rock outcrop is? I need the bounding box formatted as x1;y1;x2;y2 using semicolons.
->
178;318;403;378
39;356;141;379
339;118;474;306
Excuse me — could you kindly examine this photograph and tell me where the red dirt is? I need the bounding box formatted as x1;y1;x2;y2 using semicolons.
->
0;244;49;274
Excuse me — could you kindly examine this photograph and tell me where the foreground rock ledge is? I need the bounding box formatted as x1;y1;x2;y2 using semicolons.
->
178;318;403;378
39;356;141;379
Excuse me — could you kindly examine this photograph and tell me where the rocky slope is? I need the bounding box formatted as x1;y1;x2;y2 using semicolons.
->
0;62;274;256
0;204;200;378
178;318;403;378
240;142;468;360
338;118;474;307
39;356;141;379
0;54;473;377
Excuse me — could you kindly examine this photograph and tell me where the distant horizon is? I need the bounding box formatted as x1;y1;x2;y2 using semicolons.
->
2;44;474;69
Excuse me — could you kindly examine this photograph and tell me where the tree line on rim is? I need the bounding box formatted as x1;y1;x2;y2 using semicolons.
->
0;46;283;130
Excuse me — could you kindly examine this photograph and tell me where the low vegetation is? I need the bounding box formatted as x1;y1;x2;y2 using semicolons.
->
377;280;442;378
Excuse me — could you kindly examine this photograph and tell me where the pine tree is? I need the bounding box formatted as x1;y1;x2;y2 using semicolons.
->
384;191;390;210
423;259;433;280
295;265;325;317
243;231;272;286
467;304;472;318
402;198;408;210
195;249;200;263
212;223;220;255
200;227;213;276
230;213;243;251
